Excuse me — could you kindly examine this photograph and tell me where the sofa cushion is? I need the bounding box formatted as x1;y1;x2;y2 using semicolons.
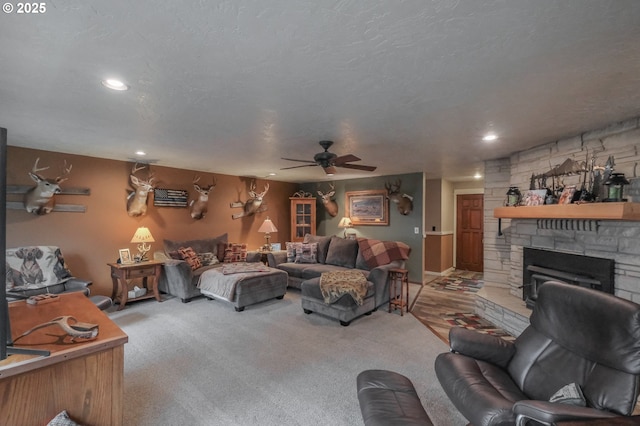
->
303;234;332;264
164;233;228;257
285;242;297;262
197;252;219;266
178;247;202;270
325;237;358;268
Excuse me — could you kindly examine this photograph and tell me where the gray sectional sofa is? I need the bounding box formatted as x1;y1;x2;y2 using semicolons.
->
268;234;409;314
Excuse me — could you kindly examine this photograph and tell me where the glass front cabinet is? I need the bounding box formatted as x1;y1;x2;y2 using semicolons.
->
290;197;316;242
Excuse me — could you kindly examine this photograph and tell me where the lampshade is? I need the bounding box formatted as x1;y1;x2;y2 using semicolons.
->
258;217;278;233
338;217;353;228
130;227;155;243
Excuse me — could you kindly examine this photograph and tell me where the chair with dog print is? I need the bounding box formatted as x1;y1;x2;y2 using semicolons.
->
6;246;112;310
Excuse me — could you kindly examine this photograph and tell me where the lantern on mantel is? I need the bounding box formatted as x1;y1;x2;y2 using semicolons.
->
505;186;521;206
603;172;629;202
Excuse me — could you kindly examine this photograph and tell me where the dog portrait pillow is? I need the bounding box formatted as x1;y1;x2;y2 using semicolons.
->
6;246;73;291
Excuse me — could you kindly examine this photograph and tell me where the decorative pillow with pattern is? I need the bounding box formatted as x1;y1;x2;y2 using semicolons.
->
294;242;318;264
6;246;73;291
178;247;202;270
223;243;247;263
197;252;219;266
285;242;297;262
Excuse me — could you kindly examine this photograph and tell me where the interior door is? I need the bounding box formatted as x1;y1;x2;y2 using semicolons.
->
456;194;483;272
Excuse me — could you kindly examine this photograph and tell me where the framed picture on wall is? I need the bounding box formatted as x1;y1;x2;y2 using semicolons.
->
345;190;389;226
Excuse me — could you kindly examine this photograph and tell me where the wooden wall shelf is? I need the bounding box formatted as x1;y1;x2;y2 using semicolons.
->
494;202;640;221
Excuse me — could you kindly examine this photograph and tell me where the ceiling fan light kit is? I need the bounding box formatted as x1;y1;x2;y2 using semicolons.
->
281;140;377;175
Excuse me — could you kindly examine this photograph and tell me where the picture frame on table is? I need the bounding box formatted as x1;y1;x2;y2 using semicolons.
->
345;189;389;226
118;248;133;264
270;242;282;251
346;232;357;240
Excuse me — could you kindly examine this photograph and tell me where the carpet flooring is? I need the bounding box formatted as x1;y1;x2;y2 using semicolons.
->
108;287;467;426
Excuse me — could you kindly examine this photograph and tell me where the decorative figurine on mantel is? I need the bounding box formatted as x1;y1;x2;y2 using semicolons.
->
603;173;630;202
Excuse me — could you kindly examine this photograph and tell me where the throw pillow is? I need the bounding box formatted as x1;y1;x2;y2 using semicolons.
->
46;410;83;426
294;243;318;264
5;246;73;291
549;383;587;406
285;242;297;262
223;243;247;263
325;237;358;268
303;234;332;264
178;247;202;270
197;252;219;266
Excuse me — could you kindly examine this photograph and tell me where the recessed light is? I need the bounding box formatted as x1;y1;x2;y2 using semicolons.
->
135;150;146;156
102;78;129;91
482;133;498;142
474;172;482;179
268;173;276;176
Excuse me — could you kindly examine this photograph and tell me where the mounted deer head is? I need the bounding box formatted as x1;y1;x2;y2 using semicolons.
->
24;158;72;215
127;163;155;217
317;183;338;217
190;175;217;219
232;181;269;219
385;179;413;215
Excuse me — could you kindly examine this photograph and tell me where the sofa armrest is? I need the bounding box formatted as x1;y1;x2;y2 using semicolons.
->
513;400;618;425
267;251;288;267
449;327;516;368
63;278;92;296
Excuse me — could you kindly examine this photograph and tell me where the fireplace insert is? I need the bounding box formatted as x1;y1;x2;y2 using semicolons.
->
522;248;614;309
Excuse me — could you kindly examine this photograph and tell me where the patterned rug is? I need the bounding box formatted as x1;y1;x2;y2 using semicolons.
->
429;272;484;293
443;312;515;341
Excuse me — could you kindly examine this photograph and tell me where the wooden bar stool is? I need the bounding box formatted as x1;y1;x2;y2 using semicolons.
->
388;268;409;315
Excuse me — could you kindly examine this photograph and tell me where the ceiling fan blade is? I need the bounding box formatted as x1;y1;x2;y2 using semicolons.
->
333;154;361;165
323;166;337;175
338;163;377;172
281;157;316;164
280;164;318;170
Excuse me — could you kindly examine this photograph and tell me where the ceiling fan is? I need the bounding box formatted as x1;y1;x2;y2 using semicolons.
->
281;140;377;175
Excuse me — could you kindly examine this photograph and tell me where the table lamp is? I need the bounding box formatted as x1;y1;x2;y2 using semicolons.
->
338;217;353;238
258;217;278;251
130;226;155;262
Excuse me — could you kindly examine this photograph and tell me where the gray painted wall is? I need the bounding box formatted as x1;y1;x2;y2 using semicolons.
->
301;172;423;282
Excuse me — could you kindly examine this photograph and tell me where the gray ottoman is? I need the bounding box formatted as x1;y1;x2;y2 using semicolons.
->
300;277;376;326
199;267;288;311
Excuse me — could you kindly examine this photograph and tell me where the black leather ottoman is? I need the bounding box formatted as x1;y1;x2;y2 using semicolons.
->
300;276;376;326
357;369;433;426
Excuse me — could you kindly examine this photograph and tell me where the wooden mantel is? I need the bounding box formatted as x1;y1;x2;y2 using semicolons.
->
494;202;640;220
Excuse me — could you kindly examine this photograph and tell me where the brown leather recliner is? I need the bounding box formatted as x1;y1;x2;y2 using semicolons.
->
435;280;640;426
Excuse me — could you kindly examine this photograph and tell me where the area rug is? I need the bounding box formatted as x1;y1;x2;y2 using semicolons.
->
429;273;484;293
443;312;515;341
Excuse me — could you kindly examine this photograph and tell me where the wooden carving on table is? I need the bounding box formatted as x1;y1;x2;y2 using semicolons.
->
317;183;338;217
24;158;72;215
230;180;269;219
385;179;413;215
127;163;155;217
190;175;217;219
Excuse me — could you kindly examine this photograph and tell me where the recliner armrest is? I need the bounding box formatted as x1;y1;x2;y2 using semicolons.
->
513;400;618;426
449;327;516;368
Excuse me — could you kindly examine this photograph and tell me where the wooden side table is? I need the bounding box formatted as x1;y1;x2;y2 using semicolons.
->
108;260;163;310
388;268;409;315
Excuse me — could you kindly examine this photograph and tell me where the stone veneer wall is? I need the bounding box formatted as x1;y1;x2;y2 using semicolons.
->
484;117;640;306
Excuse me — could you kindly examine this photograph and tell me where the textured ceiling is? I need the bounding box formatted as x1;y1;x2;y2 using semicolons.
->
1;0;640;183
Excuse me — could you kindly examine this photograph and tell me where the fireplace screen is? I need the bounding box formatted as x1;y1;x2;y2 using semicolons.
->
522;248;614;309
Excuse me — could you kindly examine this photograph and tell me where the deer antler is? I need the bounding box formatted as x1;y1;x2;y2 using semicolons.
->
31;157;50;175
193;175;201;184
131;162;146;175
55;160;72;183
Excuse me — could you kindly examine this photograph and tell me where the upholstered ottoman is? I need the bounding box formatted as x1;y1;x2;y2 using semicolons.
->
198;264;288;311
357;370;433;426
300;276;376;326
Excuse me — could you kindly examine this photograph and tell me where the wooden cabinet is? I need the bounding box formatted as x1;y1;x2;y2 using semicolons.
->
290;197;316;242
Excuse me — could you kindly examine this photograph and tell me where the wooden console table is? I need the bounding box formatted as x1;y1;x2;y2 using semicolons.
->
108;260;163;310
0;292;128;425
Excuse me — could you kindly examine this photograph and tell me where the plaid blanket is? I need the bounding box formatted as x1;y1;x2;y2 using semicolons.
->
320;270;368;305
357;238;411;268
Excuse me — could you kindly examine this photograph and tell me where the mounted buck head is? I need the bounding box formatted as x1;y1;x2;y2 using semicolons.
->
24;158;72;215
190;175;217;219
127;163;155;217
232;181;269;219
385;179;413;216
317;183;338;217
